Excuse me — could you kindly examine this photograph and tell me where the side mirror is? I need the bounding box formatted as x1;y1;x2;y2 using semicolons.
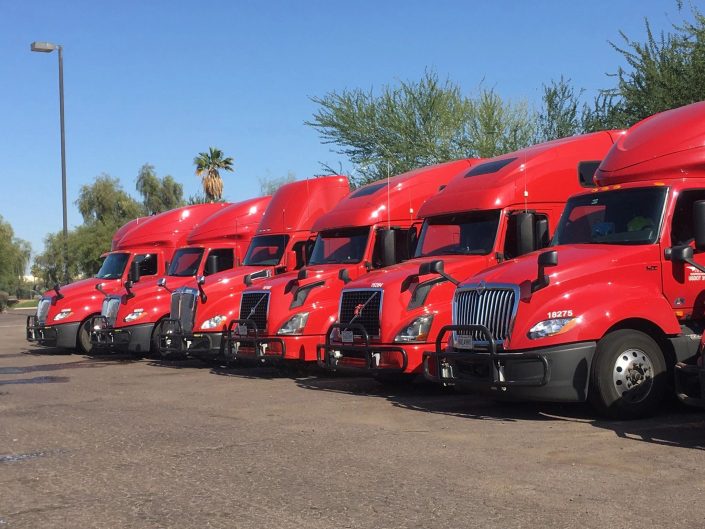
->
419;259;444;276
244;274;252;286
532;250;558;293
128;261;140;283
124;280;135;299
297;268;308;280
95;282;106;296
53;283;64;300
375;229;397;268
512;212;537;257
157;277;167;288
205;254;219;276
338;269;351;284
694;201;705;251
418;259;459;285
196;275;207;302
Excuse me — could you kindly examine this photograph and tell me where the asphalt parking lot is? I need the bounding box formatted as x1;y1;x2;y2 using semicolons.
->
1;310;704;528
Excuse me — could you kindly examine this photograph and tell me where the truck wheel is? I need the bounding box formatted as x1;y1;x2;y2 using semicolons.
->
589;329;666;419
77;317;94;355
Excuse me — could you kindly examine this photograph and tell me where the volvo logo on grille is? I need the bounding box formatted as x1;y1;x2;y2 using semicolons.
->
476;281;487;295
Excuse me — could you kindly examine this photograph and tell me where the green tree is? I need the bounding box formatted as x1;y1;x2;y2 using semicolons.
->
587;4;705;129
0;216;31;293
193;147;234;201
34;175;145;284
536;77;582;142
307;71;536;186
77;174;143;224
136;163;185;215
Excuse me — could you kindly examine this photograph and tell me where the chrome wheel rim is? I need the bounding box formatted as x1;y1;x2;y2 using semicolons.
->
612;347;654;404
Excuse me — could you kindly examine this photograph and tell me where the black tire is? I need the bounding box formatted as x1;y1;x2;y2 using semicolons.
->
588;329;666;420
77;317;94;355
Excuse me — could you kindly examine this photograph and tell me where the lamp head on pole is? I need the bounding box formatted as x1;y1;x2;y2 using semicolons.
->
30;41;59;53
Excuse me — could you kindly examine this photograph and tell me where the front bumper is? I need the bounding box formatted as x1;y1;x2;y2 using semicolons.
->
317;323;409;374
674;361;705;408
224;319;287;364
90;316;154;354
26;315;79;349
158;319;223;360
422;324;596;402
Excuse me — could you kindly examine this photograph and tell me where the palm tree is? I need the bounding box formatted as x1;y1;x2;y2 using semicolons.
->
193;147;234;201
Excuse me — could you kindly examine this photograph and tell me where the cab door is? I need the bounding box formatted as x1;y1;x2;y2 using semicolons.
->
661;189;705;318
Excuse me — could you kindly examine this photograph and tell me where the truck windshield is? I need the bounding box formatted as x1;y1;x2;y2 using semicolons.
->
243;235;289;266
95;253;130;279
553;187;667;245
415;211;500;257
309;227;370;265
168;248;204;277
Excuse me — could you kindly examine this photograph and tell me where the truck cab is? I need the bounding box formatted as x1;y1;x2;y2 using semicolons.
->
227;160;473;365
158;176;351;360
322;131;621;380
90;197;271;355
426;102;705;419
26;204;227;353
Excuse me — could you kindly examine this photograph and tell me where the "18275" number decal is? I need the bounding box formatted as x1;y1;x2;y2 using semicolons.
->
547;310;573;318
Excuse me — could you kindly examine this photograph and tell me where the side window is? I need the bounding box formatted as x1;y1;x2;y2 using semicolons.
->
134;254;158;277
205;248;234;275
671;190;705;246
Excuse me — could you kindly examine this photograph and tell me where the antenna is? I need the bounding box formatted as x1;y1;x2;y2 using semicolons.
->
387;161;391;229
523;149;529;212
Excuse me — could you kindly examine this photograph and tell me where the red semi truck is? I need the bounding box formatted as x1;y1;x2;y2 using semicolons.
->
26;203;227;353
90;196;271;355
226;160;474;366
424;102;705;419
320;132;620;379
158;176;350;360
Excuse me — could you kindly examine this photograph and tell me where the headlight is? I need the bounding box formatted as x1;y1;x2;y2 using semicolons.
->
394;314;434;343
277;312;310;335
53;309;73;321
528;318;576;339
201;315;227;330
123;309;146;323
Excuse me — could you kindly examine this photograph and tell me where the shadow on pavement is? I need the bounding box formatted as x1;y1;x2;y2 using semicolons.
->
0;375;70;386
295;375;705;450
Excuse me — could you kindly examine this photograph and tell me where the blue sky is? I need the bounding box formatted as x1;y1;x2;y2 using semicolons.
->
0;0;693;256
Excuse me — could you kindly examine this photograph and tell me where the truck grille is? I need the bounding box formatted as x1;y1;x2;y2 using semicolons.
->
36;297;51;325
453;286;517;344
170;288;198;334
240;292;269;332
339;289;382;338
101;296;121;327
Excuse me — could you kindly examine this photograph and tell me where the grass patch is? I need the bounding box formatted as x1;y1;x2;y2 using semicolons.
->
13;299;39;309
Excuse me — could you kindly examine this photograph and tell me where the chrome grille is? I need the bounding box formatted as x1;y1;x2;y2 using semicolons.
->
101;296;121;326
240;292;270;332
339;289;382;337
170;288;198;334
453;286;517;344
36;297;51;324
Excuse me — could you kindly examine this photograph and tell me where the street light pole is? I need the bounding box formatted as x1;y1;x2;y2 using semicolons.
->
31;41;69;285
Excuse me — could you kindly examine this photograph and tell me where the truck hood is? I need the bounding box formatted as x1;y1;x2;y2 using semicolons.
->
192;265;278;329
245;264;362;334
42;277;124;323
340;254;496;342
469;244;657;294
